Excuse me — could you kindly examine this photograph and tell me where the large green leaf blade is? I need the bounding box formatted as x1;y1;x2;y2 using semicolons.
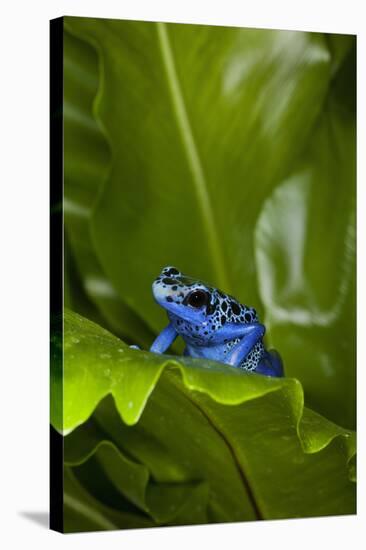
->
65;427;210;526
64;466;154;532
52;310;355;527
60;18;356;529
65;17;334;332
63;18;355;428
255;45;356;427
64;27;154;347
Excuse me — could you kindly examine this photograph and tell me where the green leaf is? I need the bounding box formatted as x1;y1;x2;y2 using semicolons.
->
63;17;355;428
64;465;154;532
52;310;355;527
60;18;356;529
65;17;334;331
65;423;210;525
255;44;356;427
63;27;154;347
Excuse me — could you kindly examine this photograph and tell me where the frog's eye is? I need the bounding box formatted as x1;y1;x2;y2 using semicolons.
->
185;290;209;309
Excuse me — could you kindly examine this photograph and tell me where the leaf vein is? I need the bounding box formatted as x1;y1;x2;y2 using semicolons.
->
157;22;230;291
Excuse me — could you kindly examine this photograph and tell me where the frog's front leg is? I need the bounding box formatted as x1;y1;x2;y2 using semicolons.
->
227;323;265;367
150;323;178;354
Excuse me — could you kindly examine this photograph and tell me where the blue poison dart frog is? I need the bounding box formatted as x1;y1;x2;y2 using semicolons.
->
134;266;284;377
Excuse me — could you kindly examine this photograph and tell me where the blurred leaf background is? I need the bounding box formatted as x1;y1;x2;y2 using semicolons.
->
58;17;356;532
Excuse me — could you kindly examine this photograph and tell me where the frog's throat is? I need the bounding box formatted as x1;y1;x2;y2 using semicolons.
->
162;302;206;325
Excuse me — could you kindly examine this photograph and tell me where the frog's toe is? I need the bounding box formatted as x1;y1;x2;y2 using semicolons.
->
255;350;284;378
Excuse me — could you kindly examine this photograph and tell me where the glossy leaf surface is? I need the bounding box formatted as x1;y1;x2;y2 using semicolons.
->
64;18;355;427
59;18;356;531
51;311;355;529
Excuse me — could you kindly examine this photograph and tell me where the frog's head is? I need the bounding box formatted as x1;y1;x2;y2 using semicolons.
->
153;266;257;346
153;266;213;324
